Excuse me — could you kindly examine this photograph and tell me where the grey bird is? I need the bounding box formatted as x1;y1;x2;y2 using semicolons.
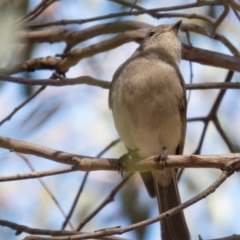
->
109;21;190;240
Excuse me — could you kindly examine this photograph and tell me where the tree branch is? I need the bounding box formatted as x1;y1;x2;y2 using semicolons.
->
0;166;78;182
62;139;120;230
0;219;128;240
0;135;240;172
0;86;46;126
0;74;239;90
111;0;215;24
23;164;236;239
16;21;152;44
27;1;228;29
76;174;133;231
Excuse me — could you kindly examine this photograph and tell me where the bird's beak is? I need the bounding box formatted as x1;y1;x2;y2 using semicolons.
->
171;20;182;35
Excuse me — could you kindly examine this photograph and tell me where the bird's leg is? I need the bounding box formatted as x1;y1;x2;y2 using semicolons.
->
118;149;138;178
156;146;168;171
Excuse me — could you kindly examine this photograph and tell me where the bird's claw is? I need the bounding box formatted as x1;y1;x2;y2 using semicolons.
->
118;149;138;178
118;153;129;178
156;146;168;171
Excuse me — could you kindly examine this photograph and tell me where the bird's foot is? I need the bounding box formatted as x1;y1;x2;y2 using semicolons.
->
156;146;168;171
118;149;138;178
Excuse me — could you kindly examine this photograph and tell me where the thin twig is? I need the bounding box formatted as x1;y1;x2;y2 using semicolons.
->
27;1;225;29
76;174;133;231
25;0;58;23
193;71;234;154
111;0;215;24
0;71;62;126
0;219;128;240
62;173;88;230
61;139;120;230
232;8;240;22
0;74;111;89
0;166;78;182
16;0;50;23
0;86;46;126
186;82;240;90
194;122;208;155
208;71;234;117
129;0;137;13
211;6;229;36
0;74;239;90
16;153;74;230
213;116;235;152
16;21;152;45
187;117;205;122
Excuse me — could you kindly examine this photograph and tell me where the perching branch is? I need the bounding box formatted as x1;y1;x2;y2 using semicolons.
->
23;163;236;240
0;135;240;172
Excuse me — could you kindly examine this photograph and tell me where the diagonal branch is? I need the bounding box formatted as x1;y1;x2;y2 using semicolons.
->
193;71;235;154
17;153;74;230
211;5;229;36
16;0;56;24
23;164;236;239
16;21;152;45
0;219;128;240
0;166;78;182
111;0;215;24
27;1;229;29
76;174;133;231
62;139;120;230
0;86;46;126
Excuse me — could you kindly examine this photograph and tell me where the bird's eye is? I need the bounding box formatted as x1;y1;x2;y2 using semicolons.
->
148;31;155;37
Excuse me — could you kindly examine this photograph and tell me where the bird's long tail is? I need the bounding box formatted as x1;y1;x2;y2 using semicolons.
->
154;172;190;240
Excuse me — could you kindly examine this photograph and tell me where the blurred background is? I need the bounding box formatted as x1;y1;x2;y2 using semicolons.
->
0;0;240;239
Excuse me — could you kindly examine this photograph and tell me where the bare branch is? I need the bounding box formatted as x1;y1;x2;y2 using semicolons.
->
16;0;58;25
0;220;128;240
210;234;240;240
0;57;60;75
2;31;240;75
0;167;77;182
193;71;234;154
0;135;240;171
0;74;111;89
17;153;74;230
111;0;215;24
181;24;239;56
0;86;46;126
1;74;240;90
232;8;240;22
211;5;229;36
229;0;240;11
23;166;236;239
76;174;133;231
208;71;234;118
62;139;120;230
16;21;152;44
186;82;240;90
213;117;235;152
27;1;227;29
